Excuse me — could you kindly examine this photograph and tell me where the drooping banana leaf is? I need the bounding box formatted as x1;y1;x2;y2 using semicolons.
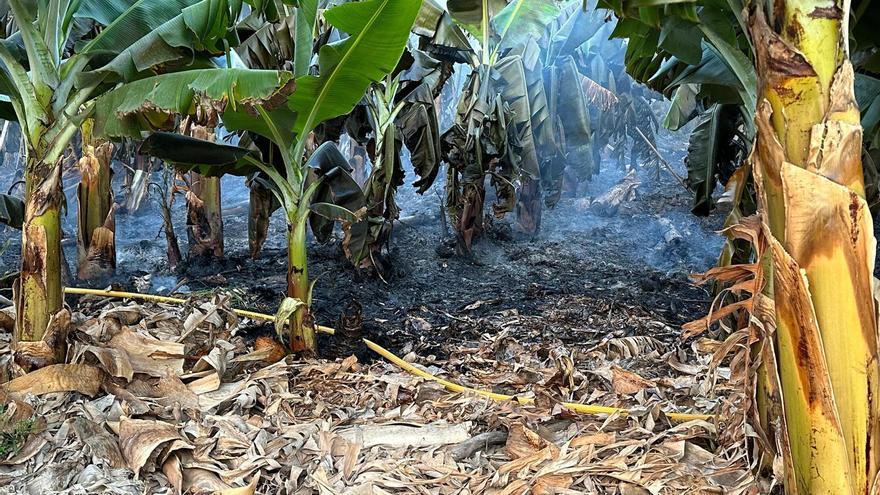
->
686;103;747;216
396;83;441;193
540;63;566;205
427;12;474;63
92;68;296;139
399;48;448;95
698;21;756;117
556;56;593;183
75;0;199;59
663;83;699;130
306;142;366;244
77;0;247;85
138;132;260;176
856;73;880;148
446;0;507;40
413;0;445;37
581;74;619;111
658;15;703;66
512;39;553;158
547;4;604;62
495;54;539;179
0;193;24;230
236;14;296;70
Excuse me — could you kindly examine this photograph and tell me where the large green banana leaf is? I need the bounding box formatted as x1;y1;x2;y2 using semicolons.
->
492;0;561;52
288;0;422;141
77;0;248;85
75;0;200;60
138;132;261;176
92;68;295;138
293;0;316;77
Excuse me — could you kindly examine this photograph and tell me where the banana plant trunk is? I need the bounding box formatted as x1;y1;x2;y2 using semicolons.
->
76;135;116;280
286;215;315;353
186;173;224;260
16;148;66;370
747;2;880;493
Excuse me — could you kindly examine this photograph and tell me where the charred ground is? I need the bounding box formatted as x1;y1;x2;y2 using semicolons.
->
2;134;726;359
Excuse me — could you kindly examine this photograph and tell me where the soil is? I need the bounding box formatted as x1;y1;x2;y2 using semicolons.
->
0;129;727;360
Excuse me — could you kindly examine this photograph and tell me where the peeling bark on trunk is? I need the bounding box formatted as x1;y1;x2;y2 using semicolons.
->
76;140;116;280
184;124;223;261
186;173;223;260
123;144;152;213
160;197;182;271
351;145;368;187
15;158;65;369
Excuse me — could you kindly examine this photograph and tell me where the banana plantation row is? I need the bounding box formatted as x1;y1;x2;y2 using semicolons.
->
0;0;878;493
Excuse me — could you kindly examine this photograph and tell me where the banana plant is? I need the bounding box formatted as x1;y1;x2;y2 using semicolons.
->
132;0;423;354
0;0;288;369
512;3;607;229
435;0;560;251
76;119;115;281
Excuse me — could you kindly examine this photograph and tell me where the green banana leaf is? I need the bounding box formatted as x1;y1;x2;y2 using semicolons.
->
663;83;699;130
446;0;507;40
492;0;561;52
686;104;747;215
293;0;317;77
92;68;295;139
288;0;423;141
138;132;261;177
77;0;247;85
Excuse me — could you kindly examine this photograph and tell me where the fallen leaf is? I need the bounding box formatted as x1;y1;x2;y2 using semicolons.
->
611;365;656;395
3;364;104;398
505;423;548;459
118;417;191;477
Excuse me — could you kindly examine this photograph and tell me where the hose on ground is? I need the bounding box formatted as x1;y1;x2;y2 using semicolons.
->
63;286;713;422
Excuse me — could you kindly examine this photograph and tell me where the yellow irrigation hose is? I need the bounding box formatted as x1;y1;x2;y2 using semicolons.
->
64;286;713;422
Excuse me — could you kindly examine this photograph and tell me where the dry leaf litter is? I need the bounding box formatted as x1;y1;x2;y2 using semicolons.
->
0;293;754;494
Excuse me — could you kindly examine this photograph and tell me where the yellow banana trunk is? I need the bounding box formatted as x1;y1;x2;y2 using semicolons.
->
747;2;880;493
